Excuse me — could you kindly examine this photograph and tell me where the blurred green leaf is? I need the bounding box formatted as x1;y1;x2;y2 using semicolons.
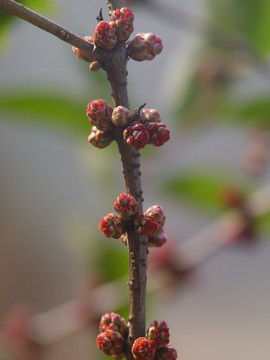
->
162;170;251;214
208;0;270;54
94;241;128;283
217;96;270;128
0;90;90;135
255;211;270;235
0;0;56;49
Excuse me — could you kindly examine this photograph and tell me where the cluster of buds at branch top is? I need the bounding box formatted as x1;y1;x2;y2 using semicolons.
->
99;194;167;248
72;7;162;66
128;33;163;61
86;100;170;150
132;320;177;360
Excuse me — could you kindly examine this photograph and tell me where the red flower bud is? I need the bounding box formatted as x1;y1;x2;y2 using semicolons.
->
88;126;114;149
99;213;124;239
96;330;124;356
110;7;134;42
94;21;117;50
146;320;170;349
145;122;170;147
134;215;158;238
72;36;94;62
156;345;178;360
148;229;167;248
99;312;128;338
145;205;166;231
123;122;149;149
132;337;156;360
87;99;113;131
114;193;139;220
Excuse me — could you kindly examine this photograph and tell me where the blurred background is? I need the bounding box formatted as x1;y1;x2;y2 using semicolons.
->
1;0;270;359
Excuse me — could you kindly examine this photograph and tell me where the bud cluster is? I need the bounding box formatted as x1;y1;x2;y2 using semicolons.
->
72;7;163;65
132;320;177;360
97;312;127;359
86;101;170;150
99;194;167;248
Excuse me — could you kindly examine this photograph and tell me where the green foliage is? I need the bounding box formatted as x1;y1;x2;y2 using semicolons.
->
0;90;90;135
208;0;270;54
162;170;251;214
218;96;270;128
0;0;56;48
255;211;270;235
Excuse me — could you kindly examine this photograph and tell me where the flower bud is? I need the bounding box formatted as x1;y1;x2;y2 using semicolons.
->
72;36;94;62
94;21;117;50
145;205;165;231
156;345;178;360
145;122;170;147
112;106;132;127
142;109;162;123
132;337;156;360
134;215;158;238
110;7;134;42
87;99;113;131
96;330;124;356
148;230;167;248
128;33;152;61
99;312;128;338
88;127;114;149
146;320;170;349
123;122;149;149
128;32;163;61
114;193;139;220
99;213;124;239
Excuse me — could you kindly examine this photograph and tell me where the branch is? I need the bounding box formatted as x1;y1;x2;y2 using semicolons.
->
0;0;95;59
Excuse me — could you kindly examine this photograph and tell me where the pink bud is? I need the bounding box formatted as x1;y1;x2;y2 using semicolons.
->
145;122;170;147
156;345;178;360
87;99;113;131
72;36;94;62
142;109;162;123
110;7;134;42
112;106;132;127
99;312;128;338
146;320;170;349
88;126;114;149
145;205;166;231
94;21;117;50
148;230;167;248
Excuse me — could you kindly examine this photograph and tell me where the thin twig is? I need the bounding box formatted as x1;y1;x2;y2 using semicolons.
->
0;0;95;58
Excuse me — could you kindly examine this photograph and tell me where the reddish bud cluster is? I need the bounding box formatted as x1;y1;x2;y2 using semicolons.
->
128;33;163;61
156;345;178;360
145;205;167;248
145;122;171;147
147;320;170;349
96;329;124;356
114;193;139;220
87;99;113;131
93;21;117;50
99;312;128;337
72;36;94;62
123;121;149;149
132;337;156;360
88;126;114;149
110;7;134;42
134;214;158;238
142;108;162;123
97;313;127;358
99;213;124;239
